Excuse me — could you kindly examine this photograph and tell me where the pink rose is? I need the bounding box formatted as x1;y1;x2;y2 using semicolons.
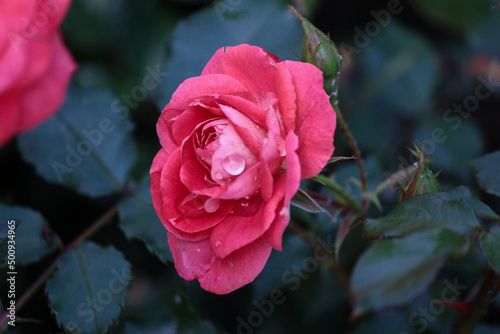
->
0;0;76;146
150;44;336;294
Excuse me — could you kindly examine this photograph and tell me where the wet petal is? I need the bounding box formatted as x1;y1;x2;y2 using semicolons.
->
198;238;272;294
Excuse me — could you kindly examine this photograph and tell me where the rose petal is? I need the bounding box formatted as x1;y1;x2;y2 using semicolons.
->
168;74;248;111
152;148;211;241
218;103;265;157
161;148;233;234
33;0;73;35
218;44;278;94
217;94;268;129
275;62;297;134
201;46;225;75
180;159;227;197
210;173;287;258
0;1;38;34
198;238;272;294
157;108;182;154
20;32;76;130
168;233;216;281
282;60;336;179
263;132;301;250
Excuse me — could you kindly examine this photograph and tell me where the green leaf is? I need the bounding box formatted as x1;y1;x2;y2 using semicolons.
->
118;176;173;263
357;21;440;117
364;188;481;238
18;87;137;198
157;0;302;107
351;228;470;315
479;226;500;274
290;188;327;214
0;204;61;266
469;151;500;198
113;276;217;334
46;241;132;334
437;186;499;221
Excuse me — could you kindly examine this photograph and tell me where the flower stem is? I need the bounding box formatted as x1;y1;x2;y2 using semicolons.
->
452;269;500;334
0;205;118;331
311;174;362;213
332;102;368;206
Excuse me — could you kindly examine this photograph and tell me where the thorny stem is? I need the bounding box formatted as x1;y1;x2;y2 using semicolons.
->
370;164;418;197
332;102;368;210
453;269;500;334
288;221;350;288
0;205;119;331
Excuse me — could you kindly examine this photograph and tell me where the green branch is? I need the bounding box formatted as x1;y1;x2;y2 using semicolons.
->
0;205;118;332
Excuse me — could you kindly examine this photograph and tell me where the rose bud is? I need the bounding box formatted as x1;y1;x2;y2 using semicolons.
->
289;6;342;101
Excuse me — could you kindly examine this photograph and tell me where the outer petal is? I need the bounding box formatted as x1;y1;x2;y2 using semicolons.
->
283;60;336;179
218;44;278;94
168;74;248;111
0;0;38;34
199;238;272;294
157;108;182;154
19;32;76;130
263;132;301;250
151;148;211;241
275;62;297;134
201;46;224;75
210;173;287;258
160;148;233;235
34;0;73;35
168;232;216;281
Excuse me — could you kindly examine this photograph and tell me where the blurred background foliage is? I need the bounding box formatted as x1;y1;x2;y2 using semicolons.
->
1;0;500;333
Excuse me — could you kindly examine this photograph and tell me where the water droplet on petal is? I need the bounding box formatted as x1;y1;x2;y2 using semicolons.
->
215;172;224;180
204;197;220;213
256;125;260;129
279;207;289;217
278;142;286;156
215;240;222;247
222;154;246;176
244;195;250;200
228;262;235;267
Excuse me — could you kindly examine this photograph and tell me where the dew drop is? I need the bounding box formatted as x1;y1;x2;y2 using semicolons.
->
204;197;220;213
215;172;224;180
278;142;286;156
222;154;246;176
228;262;235;267
256;125;260;129
215;240;222;247
279;207;289;217
244;195;250;200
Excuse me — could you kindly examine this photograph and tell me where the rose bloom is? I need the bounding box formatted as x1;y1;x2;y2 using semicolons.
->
151;44;336;294
0;0;76;146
